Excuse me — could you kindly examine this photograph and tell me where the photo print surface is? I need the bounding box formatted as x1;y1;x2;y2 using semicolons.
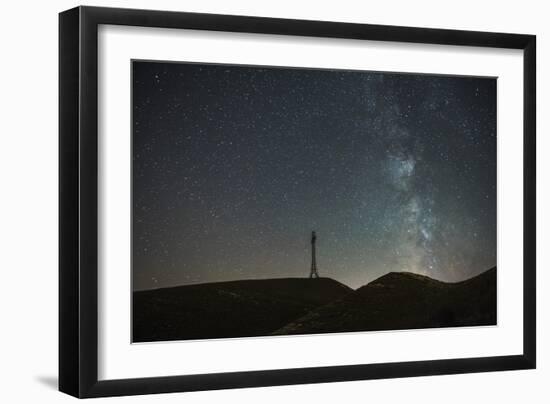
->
132;61;497;343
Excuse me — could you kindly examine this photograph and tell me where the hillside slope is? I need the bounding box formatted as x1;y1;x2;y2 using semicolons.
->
274;267;496;335
133;277;352;342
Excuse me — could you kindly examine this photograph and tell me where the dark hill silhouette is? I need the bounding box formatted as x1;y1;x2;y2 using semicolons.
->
133;277;352;342
274;267;496;336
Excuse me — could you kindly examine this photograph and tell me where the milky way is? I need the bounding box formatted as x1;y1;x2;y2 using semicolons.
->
132;61;496;291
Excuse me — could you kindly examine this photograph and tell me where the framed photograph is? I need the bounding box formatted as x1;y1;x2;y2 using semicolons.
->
59;6;536;398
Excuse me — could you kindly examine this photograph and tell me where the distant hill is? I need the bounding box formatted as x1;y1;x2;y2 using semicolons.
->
133;277;352;342
274;267;496;336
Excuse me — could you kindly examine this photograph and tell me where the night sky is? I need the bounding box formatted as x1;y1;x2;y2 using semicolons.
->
132;61;496;291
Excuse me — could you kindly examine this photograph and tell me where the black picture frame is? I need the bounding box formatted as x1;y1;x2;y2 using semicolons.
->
59;6;536;398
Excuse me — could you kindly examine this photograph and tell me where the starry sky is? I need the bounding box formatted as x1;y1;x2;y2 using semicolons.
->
132;61;496;291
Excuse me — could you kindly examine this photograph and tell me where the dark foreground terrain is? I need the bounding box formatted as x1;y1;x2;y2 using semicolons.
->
133;268;496;342
275;267;496;335
133;277;352;342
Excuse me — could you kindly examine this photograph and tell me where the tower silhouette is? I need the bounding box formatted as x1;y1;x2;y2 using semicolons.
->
310;231;319;278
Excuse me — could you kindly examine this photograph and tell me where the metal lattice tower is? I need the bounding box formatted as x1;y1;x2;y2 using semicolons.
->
310;231;319;278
